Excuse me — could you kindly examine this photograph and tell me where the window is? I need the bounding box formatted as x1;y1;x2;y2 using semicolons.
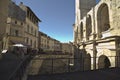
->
15;21;17;24
15;30;19;36
35;30;38;37
26;37;29;44
31;27;33;34
30;39;32;46
27;25;29;32
35;30;36;36
21;22;23;25
34;41;36;48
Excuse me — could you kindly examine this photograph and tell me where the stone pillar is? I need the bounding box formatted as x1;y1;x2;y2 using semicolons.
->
93;41;97;70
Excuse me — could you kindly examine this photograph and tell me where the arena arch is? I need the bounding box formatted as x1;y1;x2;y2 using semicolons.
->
96;49;116;69
80;22;83;40
86;15;92;40
98;55;111;69
84;53;91;70
97;3;110;38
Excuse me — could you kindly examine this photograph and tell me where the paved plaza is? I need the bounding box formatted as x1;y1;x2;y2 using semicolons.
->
28;68;120;80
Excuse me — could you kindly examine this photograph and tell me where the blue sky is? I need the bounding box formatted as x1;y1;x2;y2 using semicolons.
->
15;0;99;43
15;0;75;43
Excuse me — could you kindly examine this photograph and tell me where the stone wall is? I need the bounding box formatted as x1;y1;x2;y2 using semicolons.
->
0;0;9;34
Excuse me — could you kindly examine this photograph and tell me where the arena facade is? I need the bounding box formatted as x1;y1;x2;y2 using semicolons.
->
73;0;120;70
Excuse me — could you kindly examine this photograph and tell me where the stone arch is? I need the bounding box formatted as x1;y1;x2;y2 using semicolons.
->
86;15;92;40
84;53;91;70
97;3;110;38
96;49;116;69
80;22;83;40
98;55;111;69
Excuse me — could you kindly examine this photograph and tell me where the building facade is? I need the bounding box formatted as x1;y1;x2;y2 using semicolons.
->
0;0;9;51
38;31;48;51
54;39;61;52
0;0;26;50
38;31;62;53
74;0;120;71
47;36;55;52
19;2;41;50
0;0;41;52
61;43;74;55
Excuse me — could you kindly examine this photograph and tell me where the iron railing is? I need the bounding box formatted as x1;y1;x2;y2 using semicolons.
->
2;54;120;79
29;55;120;75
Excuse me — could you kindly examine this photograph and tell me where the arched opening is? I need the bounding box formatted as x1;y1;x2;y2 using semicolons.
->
84;53;91;70
86;15;92;40
80;22;83;41
76;26;79;43
97;3;110;38
98;55;111;69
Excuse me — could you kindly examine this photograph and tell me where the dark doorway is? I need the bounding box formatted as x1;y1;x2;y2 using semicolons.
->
98;55;111;69
84;54;91;70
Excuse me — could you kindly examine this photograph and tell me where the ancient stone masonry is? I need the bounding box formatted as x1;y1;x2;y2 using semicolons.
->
74;0;120;71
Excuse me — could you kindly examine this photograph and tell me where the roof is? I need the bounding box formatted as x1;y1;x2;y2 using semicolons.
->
26;6;41;22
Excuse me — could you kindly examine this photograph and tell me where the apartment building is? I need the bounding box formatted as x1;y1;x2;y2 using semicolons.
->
38;31;62;53
0;0;26;50
61;43;74;55
19;2;41;50
54;39;61;52
47;36;54;52
38;31;48;51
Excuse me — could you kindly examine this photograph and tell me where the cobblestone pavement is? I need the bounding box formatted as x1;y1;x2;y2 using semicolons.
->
28;68;120;80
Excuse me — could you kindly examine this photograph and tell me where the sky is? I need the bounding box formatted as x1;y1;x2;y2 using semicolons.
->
15;0;100;43
15;0;75;43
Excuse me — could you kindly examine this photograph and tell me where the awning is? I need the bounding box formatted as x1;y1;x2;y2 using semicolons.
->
10;40;31;47
1;50;7;53
13;44;26;47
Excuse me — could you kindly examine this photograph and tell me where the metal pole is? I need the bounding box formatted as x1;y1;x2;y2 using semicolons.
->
51;58;53;74
68;58;70;72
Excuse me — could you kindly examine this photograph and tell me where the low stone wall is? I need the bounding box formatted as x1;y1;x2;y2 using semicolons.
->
28;54;74;75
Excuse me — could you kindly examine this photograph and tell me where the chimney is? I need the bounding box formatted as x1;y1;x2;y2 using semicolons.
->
19;2;23;6
20;2;23;5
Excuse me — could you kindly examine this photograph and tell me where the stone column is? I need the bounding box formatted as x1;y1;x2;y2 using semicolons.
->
93;41;97;70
